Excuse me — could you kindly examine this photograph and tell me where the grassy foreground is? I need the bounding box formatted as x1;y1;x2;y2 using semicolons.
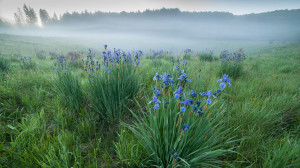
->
0;35;299;167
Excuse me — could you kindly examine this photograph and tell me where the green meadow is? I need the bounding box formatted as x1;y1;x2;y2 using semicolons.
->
0;34;299;168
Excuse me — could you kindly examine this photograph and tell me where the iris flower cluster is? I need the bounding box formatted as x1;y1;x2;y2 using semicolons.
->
150;69;231;113
184;49;192;55
35;50;45;58
82;45;142;82
220;50;246;63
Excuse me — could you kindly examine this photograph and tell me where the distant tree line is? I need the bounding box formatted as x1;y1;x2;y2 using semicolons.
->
14;4;58;25
12;5;300;27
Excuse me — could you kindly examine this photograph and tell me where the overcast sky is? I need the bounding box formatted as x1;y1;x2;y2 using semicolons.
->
1;0;300;22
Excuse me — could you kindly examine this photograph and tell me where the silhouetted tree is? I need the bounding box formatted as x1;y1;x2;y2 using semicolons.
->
14;8;26;24
39;9;50;25
14;13;21;24
52;13;58;21
23;4;38;24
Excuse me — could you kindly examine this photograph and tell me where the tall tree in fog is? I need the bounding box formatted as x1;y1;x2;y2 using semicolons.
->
52;13;58;22
14;8;25;24
39;9;50;25
14;13;21;24
23;4;38;25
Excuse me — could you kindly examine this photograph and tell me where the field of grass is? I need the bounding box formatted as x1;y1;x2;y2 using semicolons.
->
0;34;299;168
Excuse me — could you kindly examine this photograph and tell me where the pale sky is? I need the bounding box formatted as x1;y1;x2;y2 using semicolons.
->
1;0;300;22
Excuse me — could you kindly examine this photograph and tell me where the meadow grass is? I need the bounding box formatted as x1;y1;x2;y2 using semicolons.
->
0;34;299;167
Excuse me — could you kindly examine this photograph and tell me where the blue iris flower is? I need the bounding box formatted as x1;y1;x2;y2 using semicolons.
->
192;105;197;111
196;100;201;106
174;94;180;99
162;73;174;86
153;72;162;81
174;86;183;94
197;107;203;115
180;99;191;107
180;107;186;112
201;90;215;105
153;88;160;96
105;67;111;73
154;104;159;110
207;99;212;105
148;96;161;104
178;70;191;83
190;90;197;97
217;74;231;89
182;124;190;131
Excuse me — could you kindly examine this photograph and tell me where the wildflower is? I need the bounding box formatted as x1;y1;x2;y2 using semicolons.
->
190;90;197;97
197;107;203;115
170;151;174;155
196;100;201;106
201;90;215;105
192;105;197;111
153;72;162;81
104;44;108;50
174;94;180;99
180;99;191;107
182;124;190;131
154;104;159;110
218;74;231;89
207;99;212;105
148;96;161;104
89;74;93;77
170;57;175;63
180;107;186;112
155;89;160;96
174;86;183;94
174;154;179;159
219;82;226;89
178;70;191;83
162;73;174;86
105;67;111;73
182;61;188;66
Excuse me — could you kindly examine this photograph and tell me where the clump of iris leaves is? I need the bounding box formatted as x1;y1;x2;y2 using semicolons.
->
55;46;235;167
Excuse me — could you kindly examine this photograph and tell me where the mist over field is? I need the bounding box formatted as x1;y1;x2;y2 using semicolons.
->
1;8;300;53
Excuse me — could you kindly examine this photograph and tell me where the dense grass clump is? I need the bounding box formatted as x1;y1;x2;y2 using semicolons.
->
36;50;47;60
219;62;243;79
90;64;140;123
0;57;10;79
218;50;246;78
122;71;234;167
115;127;146;167
262;136;300;167
55;71;85;112
19;56;36;70
0;57;10;73
198;50;213;62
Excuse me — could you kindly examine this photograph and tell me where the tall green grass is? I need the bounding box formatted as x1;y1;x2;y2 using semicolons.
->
219;62;243;79
55;71;85;113
89;64;140;123
125;97;233;167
